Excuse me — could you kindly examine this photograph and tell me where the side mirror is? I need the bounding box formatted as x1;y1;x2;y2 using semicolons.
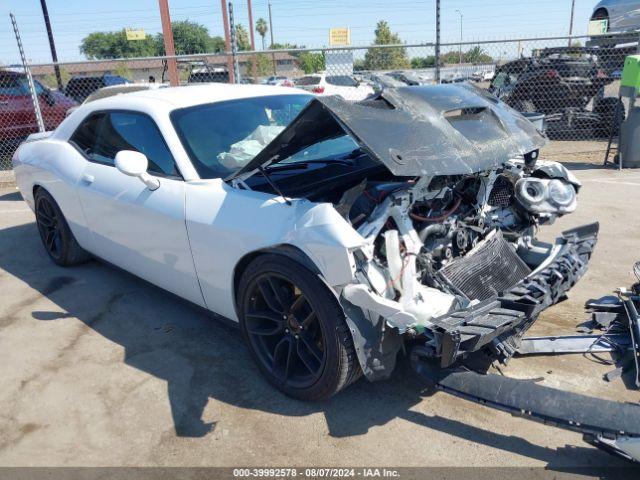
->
115;150;160;191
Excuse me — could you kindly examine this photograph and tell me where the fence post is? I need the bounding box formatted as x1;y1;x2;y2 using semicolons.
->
220;0;235;84
10;13;45;133
228;2;240;84
435;0;441;83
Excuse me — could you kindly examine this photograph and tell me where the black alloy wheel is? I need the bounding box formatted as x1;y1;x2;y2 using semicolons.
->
238;254;361;400
33;188;90;266
243;272;326;389
36;194;63;261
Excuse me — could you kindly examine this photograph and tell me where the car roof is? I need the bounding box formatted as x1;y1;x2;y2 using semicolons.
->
84;83;311;111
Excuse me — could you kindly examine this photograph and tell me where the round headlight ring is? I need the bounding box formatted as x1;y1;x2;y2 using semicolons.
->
548;179;575;207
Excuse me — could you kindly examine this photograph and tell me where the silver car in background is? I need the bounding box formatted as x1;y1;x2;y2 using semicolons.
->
591;0;640;33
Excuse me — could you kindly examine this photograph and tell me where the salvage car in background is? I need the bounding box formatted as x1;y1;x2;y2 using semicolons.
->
65;83;168;117
295;73;374;100
64;74;130;103
1;70;76;145
12;83;595;402
489;47;623;139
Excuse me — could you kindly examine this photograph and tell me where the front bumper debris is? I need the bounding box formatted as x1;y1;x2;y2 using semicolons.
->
430;222;599;367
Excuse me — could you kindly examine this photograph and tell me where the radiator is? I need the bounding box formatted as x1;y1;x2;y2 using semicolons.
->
439;231;531;301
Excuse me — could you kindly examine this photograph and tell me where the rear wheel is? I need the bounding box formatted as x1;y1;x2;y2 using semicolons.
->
34;188;90;266
591;9;609;30
238;254;361;400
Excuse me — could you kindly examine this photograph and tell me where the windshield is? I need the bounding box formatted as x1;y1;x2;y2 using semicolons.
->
171;94;312;179
279;135;359;165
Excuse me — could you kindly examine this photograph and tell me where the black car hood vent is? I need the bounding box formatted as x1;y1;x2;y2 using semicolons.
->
228;83;546;181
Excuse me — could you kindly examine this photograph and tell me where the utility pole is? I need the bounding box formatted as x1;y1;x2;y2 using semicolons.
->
220;0;235;83
228;2;240;83
39;0;63;91
268;1;276;75
435;0;440;83
568;0;576;47
158;0;179;86
247;0;258;82
455;9;463;65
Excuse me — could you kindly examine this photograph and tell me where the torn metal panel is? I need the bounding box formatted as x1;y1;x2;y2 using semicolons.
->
229;84;547;180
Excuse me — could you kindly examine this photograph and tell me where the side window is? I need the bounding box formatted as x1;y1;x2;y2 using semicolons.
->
70;111;179;178
69;112;106;159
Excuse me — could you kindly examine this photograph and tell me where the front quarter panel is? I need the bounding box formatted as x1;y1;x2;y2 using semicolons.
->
185;179;364;321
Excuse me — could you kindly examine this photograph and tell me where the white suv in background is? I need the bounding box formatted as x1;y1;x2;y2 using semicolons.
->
295;73;375;101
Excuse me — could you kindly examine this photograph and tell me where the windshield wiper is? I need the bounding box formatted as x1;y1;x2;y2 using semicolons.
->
265;158;355;172
258;166;292;206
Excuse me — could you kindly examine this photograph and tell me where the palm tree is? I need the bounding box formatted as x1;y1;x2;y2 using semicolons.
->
256;17;268;50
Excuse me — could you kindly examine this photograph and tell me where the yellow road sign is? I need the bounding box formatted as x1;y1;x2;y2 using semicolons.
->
125;28;146;41
329;28;351;46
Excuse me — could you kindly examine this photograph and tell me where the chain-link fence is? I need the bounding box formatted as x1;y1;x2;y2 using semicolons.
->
2;32;638;170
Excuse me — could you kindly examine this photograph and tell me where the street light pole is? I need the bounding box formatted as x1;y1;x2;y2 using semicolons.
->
568;0;576;47
455;9;463;65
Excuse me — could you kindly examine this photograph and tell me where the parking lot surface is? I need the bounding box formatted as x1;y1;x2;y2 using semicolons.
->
0;157;639;468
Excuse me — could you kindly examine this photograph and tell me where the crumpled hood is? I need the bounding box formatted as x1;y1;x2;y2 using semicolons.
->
229;83;547;180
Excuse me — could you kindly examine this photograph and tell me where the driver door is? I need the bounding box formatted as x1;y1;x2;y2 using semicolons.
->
72;110;204;306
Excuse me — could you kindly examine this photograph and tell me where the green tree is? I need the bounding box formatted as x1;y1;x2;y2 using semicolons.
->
297;52;325;74
80;30;159;59
255;17;268;50
463;46;492;64
235;24;251;51
271;42;303;50
246;53;273;76
411;56;435;68
80;21;224;60
363;21;410;71
167;20;216;55
209;36;226;53
41;67;70;89
113;62;132;80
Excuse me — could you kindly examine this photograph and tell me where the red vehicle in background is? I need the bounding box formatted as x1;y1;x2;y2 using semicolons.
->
1;70;77;144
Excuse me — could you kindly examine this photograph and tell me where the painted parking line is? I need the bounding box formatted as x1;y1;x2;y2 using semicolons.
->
0;208;31;213
587;179;640;186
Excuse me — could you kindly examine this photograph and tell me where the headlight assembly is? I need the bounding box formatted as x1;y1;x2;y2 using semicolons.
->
515;178;577;214
548;179;576;207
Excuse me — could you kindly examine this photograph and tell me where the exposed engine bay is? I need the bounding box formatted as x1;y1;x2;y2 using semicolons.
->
334;155;587;370
231;84;596;379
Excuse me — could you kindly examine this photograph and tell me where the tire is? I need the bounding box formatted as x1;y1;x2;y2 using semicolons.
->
591;9;609;29
237;254;361;400
34;188;90;267
594;97;625;137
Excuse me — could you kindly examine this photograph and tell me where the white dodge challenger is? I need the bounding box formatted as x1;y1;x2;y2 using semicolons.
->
13;83;597;400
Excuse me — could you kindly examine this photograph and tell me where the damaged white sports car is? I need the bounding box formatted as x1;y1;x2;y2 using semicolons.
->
13;83;597;400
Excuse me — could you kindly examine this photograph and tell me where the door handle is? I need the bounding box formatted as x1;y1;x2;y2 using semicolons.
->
81;173;95;184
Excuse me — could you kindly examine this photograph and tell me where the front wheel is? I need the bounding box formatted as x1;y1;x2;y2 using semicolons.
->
237;254;361;400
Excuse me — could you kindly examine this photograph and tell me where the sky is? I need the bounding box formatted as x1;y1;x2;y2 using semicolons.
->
0;0;600;65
